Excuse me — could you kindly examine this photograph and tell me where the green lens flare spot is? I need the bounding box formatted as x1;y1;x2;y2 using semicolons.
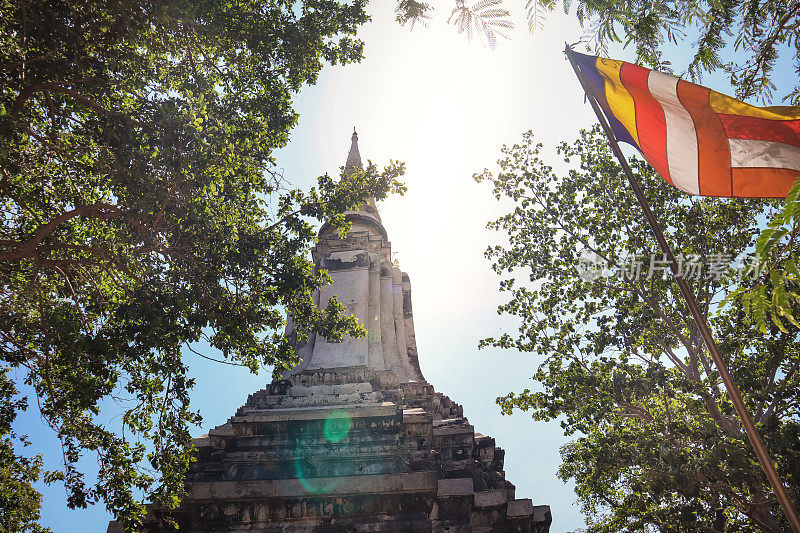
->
323;410;352;443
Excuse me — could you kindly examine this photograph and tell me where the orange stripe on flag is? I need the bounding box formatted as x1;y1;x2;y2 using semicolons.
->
731;168;799;197
619;62;671;184
677;81;732;196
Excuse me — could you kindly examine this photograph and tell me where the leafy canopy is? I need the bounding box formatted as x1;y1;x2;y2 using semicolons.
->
394;0;800;104
0;0;406;530
728;179;800;336
476;127;799;532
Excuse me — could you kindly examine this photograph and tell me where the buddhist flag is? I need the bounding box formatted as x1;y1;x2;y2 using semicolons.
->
571;51;800;198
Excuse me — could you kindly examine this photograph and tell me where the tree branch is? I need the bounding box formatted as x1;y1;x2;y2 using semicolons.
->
0;203;122;261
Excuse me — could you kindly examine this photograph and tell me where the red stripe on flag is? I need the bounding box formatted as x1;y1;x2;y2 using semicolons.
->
619;62;671;184
731;168;799;197
676;81;732;196
719;114;800;146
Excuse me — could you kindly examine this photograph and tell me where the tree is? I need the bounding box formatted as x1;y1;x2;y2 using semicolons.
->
729;180;800;336
394;0;800;104
394;0;516;49
0;0;406;530
0;369;47;533
475;126;800;532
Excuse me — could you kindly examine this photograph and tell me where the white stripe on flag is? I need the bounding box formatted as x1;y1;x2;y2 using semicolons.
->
729;139;800;171
647;71;700;194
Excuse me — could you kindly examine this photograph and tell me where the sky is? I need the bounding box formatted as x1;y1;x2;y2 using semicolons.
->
20;2;786;532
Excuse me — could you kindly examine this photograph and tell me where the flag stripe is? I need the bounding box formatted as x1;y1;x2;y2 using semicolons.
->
596;58;641;147
676;80;732;196
729;139;800;170
719;115;800;146
620;62;672;184
573;53;639;148
710;92;800;120
731;168;800;197
647;70;700;194
570;50;800;198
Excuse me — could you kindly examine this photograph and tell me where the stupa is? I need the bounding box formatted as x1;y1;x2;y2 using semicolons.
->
131;131;552;532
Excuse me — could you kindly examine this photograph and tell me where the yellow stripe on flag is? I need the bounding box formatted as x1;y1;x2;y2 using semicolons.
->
595;57;640;147
710;91;800;120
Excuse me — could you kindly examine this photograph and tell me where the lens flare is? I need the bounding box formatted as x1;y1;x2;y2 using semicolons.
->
323;410;352;443
294;410;355;494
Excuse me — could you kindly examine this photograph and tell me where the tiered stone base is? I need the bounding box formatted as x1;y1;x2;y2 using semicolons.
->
127;368;551;532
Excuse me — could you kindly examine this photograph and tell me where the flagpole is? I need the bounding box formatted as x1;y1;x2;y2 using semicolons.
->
565;45;800;532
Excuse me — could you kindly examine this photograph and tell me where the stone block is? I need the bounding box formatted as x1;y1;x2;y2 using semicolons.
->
230;402;398;424
192;434;211;447
533;505;551;522
208;423;235;437
288;383;373;397
506;498;534;517
276;391;381;407
402;407;430;423
474;489;507;508
432;423;474;437
437;478;474;497
188;471;438;500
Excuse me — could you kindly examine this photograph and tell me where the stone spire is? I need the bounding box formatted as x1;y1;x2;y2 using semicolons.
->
123;130;552;533
345;127;362;173
288;130;417;381
334;128;381;229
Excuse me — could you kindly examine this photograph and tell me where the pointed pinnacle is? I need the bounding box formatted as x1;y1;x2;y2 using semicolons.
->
345;127;362;174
